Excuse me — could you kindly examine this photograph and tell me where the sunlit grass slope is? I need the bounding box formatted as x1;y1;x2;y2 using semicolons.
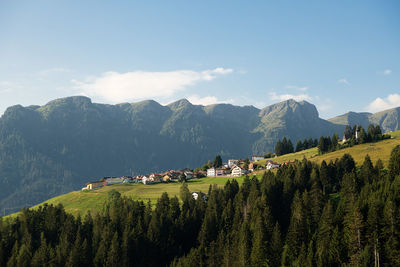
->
257;130;400;167
18;176;251;218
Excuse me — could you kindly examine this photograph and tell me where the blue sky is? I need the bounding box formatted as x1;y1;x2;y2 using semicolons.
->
0;0;399;118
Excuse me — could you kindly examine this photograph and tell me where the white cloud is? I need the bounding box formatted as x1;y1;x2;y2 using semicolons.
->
187;95;234;106
285;85;308;91
366;93;400;113
269;92;312;102
338;78;350;85
72;68;233;103
383;69;392;75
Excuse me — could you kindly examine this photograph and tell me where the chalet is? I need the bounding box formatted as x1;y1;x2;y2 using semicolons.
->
228;159;239;168
133;175;144;183
184;171;193;179
231;166;246;177
149;173;162;183
216;168;225;176
142;176;149;184
207;168;225;177
266;162;280;170
207;168;216;177
252;155;264;162
84;181;105;190
162;174;172;182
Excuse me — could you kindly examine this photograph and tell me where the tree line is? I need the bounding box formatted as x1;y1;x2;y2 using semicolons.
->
318;124;389;154
0;145;400;266
273;124;389;157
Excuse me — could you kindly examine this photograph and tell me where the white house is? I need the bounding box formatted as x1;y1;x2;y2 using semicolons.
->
149;173;162;183
83;181;105;190
207;168;216;177
266;162;280;170
192;192;199;200
142;176;149;184
231;166;246;177
228;159;239;168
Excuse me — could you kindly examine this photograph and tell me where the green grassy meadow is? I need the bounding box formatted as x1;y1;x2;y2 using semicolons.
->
18;175;251;218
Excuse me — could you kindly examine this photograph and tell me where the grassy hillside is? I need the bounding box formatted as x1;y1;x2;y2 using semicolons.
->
10;176;251;218
257;130;400;166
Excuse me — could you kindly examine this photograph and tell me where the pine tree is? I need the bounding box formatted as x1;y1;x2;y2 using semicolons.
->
250;216;268;266
332;133;339;150
270;222;283;267
366;201;382;267
361;154;374;185
213;155;222;168
389;145;400;179
285;191;307;261
238;221;252;267
6;240;19;267
296;140;303;152
344;204;364;266
31;233;49;266
16;244;32;267
382;200;400;266
275;140;283;156
106;232;121;267
316;202;334;266
288;139;294;153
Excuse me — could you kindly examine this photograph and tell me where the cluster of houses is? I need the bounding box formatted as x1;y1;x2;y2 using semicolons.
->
82;169;203;191
206;157;281;178
82;155;285;191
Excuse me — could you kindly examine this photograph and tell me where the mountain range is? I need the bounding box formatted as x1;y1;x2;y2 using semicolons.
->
0;96;399;215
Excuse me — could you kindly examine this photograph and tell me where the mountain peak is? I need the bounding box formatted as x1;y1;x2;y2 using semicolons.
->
167;99;192;110
260;99;319;118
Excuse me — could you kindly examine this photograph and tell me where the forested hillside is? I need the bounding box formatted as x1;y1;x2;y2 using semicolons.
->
1;145;399;266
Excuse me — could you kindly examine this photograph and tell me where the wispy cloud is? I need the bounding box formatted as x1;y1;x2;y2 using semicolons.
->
269;92;312;102
338;78;350;85
285;85;308;91
383;69;392;75
0;81;22;93
38;67;72;76
187;95;234;106
366;93;400;113
72;68;233;103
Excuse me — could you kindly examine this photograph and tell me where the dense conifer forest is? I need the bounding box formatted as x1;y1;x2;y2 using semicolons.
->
1;145;400;266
